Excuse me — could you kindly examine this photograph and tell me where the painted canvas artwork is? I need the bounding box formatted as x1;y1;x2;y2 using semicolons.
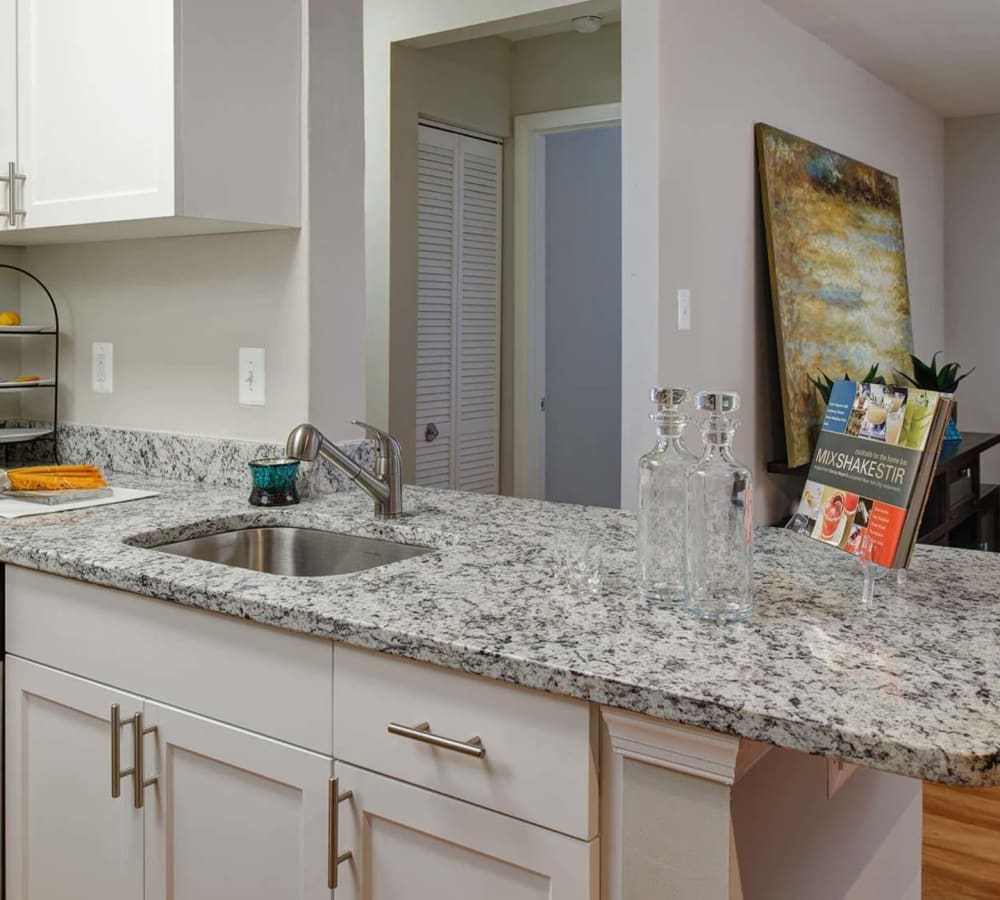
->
756;124;914;468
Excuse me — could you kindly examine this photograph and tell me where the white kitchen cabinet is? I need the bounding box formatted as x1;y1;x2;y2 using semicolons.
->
0;0;16;224
2;0;301;241
5;657;144;900
143;701;334;900
5;655;336;900
334;761;598;900
5;568;599;899
334;641;598;840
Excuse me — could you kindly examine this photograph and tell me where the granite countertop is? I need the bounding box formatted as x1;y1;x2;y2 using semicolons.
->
0;475;997;786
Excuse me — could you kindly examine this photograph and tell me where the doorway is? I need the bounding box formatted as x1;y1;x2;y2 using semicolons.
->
373;7;652;506
513;104;622;506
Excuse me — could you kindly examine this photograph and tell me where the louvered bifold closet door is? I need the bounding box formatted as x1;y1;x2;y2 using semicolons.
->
455;136;502;493
416;125;502;493
415;126;460;488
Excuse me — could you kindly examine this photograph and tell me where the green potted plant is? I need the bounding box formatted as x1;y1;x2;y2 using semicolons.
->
809;363;886;406
894;351;974;442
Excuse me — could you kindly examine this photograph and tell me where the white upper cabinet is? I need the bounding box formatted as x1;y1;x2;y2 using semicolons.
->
0;0;16;222
2;0;301;242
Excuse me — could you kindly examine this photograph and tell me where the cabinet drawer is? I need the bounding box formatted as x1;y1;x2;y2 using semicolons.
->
336;761;598;899
5;566;333;754
333;644;598;839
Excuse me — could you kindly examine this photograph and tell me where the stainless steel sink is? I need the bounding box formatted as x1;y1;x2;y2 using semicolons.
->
152;526;433;577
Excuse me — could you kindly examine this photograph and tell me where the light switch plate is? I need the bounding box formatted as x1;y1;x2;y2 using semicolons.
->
92;342;113;393
677;289;691;331
239;347;266;406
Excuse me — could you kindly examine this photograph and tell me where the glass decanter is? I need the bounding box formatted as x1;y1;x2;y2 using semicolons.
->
637;387;697;602
684;391;754;622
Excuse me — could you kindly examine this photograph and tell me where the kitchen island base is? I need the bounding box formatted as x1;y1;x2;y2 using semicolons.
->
603;708;921;899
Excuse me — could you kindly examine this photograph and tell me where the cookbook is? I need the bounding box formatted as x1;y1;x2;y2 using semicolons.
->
787;379;953;568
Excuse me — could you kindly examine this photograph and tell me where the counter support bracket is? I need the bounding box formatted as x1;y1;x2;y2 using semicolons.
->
600;708;768;900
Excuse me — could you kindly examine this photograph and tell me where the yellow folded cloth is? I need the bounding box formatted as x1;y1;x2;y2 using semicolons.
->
7;465;108;491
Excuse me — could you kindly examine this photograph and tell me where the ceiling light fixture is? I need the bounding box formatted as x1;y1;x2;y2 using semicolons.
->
572;15;603;33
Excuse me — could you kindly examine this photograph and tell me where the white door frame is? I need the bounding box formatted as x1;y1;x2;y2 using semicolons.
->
513;102;622;500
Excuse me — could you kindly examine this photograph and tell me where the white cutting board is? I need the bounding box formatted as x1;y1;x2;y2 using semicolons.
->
0;487;159;519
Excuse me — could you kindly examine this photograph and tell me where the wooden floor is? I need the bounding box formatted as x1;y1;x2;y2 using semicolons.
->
924;782;1000;899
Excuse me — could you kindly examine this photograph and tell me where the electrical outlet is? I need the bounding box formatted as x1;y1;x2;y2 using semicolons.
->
677;289;691;331
92;342;113;393
239;347;266;406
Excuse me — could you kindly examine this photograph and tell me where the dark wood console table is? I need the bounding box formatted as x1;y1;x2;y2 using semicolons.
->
768;432;1000;551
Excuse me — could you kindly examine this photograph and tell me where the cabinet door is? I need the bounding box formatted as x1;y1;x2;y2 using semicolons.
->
0;0;14;230
335;761;597;900
16;0;175;228
143;701;334;900
5;656;144;900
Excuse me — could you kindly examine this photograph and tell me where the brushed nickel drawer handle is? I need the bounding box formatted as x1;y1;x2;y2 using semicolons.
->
387;721;486;759
110;704;135;800
329;776;353;889
132;711;159;809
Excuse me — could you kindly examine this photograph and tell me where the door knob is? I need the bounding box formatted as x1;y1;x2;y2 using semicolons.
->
425;423;439;442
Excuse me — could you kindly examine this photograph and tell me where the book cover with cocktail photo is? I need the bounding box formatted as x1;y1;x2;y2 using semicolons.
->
786;380;953;568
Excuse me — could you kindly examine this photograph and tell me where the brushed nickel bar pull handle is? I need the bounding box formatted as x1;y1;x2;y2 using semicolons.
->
328;776;353;889
132;712;159;809
0;162;10;221
110;704;135;799
2;162;26;227
387;721;486;759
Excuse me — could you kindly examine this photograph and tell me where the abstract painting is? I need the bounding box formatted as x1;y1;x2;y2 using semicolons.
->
756;124;914;468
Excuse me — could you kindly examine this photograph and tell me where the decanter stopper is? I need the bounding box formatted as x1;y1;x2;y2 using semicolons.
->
651;386;689;412
694;390;740;414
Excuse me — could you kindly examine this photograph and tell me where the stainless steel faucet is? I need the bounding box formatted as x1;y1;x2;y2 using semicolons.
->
286;420;403;519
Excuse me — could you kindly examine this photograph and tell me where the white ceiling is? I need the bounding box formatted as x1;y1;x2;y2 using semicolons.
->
761;0;1000;118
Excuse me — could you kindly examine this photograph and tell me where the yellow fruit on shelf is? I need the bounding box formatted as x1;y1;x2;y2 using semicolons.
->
0;311;22;326
14;375;40;383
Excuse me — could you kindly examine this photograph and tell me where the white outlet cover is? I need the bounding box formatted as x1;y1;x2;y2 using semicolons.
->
677;289;691;331
239;347;266;406
92;342;113;394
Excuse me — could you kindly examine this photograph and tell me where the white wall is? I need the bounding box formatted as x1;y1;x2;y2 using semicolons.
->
5;0;366;445
945;114;1000;483
657;0;945;523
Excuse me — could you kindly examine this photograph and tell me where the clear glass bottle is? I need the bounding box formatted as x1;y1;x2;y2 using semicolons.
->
684;391;754;622
637;387;697;602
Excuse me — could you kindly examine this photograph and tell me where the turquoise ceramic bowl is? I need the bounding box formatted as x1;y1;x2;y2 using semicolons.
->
248;458;300;506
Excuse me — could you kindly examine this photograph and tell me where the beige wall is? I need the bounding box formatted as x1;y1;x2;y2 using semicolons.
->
511;23;621;116
19;233;310;439
1;0;366;446
385;24;622;488
0;248;24;420
657;0;946;523
364;0;610;435
945;114;1000;482
387;38;513;483
503;25;622;495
